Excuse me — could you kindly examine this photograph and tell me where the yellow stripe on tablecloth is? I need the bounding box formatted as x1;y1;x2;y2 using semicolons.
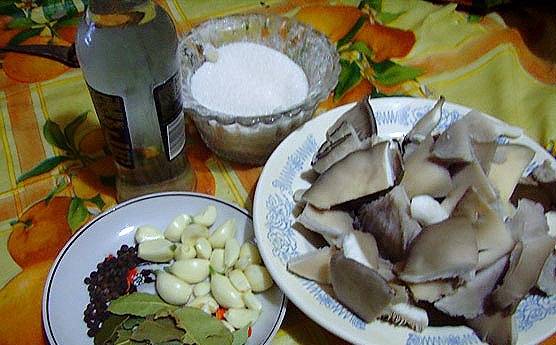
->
29;85;56;159
0;100;16;193
218;159;251;210
212;157;246;207
0;228;21;289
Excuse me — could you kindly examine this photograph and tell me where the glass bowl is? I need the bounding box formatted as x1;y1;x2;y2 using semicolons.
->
179;13;340;165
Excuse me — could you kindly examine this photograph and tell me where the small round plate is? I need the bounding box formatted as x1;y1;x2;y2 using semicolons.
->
43;192;287;345
253;97;556;345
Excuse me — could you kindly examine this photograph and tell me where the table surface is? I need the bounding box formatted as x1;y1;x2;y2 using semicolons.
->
0;1;555;345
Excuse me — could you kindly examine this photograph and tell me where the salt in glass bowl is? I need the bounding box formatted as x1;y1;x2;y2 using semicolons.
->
180;13;340;165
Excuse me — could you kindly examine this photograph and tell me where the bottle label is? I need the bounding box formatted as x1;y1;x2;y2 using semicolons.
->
154;72;185;161
87;85;135;169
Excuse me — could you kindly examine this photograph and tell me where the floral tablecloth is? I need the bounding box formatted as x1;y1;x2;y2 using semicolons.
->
0;0;555;345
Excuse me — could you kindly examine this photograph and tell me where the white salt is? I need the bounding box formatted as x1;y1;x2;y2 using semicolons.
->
190;42;309;117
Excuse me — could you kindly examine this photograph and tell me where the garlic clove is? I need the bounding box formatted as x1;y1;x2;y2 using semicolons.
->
210;273;245;308
169;259;210;284
193;205;217;227
165;214;192;242
209;219;236;249
244;264;273;292
135;225;164;243
156;271;192;305
138;238;175;262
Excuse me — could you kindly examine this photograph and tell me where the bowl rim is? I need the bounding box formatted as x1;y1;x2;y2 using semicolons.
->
179;13;340;127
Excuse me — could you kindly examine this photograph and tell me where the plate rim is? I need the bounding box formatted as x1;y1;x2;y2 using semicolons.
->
42;191;287;345
253;96;556;345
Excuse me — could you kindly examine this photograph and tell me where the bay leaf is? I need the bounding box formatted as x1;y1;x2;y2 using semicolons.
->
131;318;185;343
94;314;128;345
232;326;249;345
172;307;233;345
108;292;176;317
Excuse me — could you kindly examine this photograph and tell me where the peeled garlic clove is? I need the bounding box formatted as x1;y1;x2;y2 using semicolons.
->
135;225;164;243
224;308;259;329
210;249;226;274
211;273;245;308
235;242;262;270
209;219;236;249
243;291;262;312
224;238;240;269
244;264;273;292
156;271;192;305
138;238;175;262
165;214;192;242
193;205;217;227
169;259;210;284
175;243;196;260
188;294;219;314
195;237;212;260
181;224;209;243
193;280;211;297
228;269;251;292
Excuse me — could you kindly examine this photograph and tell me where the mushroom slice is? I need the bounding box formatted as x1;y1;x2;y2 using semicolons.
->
358;185;422;262
398;217;478;283
467;311;517;345
472;141;498;174
297;204;354;239
313;131;373;174
400;135;453;198
432;110;522;163
342;230;379;270
287;247;332;284
512;160;556;210
410;195;449;226
434;255;507;318
302;141;403;210
491;200;556;309
377;257;396;281
312;97;377;168
452;187;515;269
380;303;429;332
547;211;556;237
537;252;556;296
330;252;394;322
441;162;498;215
408;280;456;303
405;96;444;144
488;144;535;203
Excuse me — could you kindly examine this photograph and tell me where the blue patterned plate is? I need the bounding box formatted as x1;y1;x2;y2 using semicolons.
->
253;97;556;345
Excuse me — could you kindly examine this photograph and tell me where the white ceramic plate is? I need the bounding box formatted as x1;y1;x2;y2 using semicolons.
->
43;192;287;345
253;97;556;345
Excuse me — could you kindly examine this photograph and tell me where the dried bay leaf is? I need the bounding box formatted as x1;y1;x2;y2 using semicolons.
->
172;307;233;345
130;318;185;343
108;292;176;317
94;314;128;345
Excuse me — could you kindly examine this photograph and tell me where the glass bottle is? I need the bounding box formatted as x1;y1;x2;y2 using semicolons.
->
76;0;195;201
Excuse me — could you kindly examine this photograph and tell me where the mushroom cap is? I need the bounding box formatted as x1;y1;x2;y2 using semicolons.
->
358;185;422;262
433;255;508;318
342;230;380;270
405;96;444;144
330;252;394;323
398;217;478;283
467;311;517;345
401;135;453;198
296;203;354;239
303;141;403;210
488;144;535;203
287;246;332;284
408;279;456;303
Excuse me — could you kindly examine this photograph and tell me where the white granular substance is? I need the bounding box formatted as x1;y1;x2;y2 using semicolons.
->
191;42;309;117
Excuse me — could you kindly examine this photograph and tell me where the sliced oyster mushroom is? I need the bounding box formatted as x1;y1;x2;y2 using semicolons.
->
358;185;422;262
297;204;354;239
312;97;377;171
452;187;515;269
547;211;556;237
537;252;556;296
434;255;507;318
342;230;379;270
410;195;449;226
287;247;332;284
400;135;453;198
302;141;403;210
488;144;535;203
472;141;498;174
330;252;394;322
511;160;556;211
398;217;478;283
405;96;444;144
381;303;429;332
377;257;396;281
491;200;556;309
432;110;522;163
467;311;517;345
441;162;499;215
408;280;456;303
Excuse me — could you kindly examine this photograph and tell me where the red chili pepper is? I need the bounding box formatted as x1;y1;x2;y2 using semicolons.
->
248;326;252;337
215;307;227;320
126;267;138;292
